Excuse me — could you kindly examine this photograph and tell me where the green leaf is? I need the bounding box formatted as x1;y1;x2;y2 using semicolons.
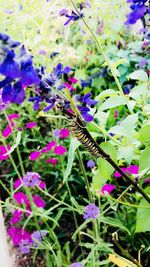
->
4;132;21;155
135;198;150;232
128;70;148;82
96;142;117;181
63;138;80;183
109;114;138;137
139;124;150;144
99;96;128;111
99;216;130;234
139;146;150;172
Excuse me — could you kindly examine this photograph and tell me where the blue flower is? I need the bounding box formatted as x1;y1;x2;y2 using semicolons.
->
81;92;98;106
0;32;10;42
31;230;47;247
20;58;40;86
60;10;84;26
12;81;26;104
125;0;148;25
2;84;13;102
50;52;59;59
83;203;99;220
0;50;20;78
78;106;94;122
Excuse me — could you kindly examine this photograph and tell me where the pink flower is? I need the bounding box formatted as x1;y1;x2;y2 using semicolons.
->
114;110;119;118
11;210;23;224
114;165;139;178
60;128;70;139
26;122;37;129
0;145;11;160
68;77;78;84
8;113;19;121
13;192;30;206
144;178;150;183
46;141;56;151
54;145;67;155
101;184;116;195
64;82;76;91
45;158;58;165
39;181;46;189
41;147;49;153
127;165;139;174
14;178;22;189
2;122;14;138
29;151;41;161
33;195;46;208
8;226;31;246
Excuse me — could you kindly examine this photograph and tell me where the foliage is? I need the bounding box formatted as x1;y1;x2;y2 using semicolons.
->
0;0;150;266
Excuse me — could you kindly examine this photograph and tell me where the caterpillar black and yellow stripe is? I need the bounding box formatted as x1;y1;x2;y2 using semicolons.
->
70;116;101;158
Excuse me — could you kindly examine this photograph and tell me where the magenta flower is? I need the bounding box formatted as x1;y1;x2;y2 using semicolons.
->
33;195;46;208
13;192;30;206
8;226;31;246
54;145;67;155
2;123;14;138
68;77;78;84
39;181;46;189
26;121;37;129
22;172;41;187
45;158;58;165
46;141;56;151
114;165;139;178
0;145;11;160
101;184;116;195
144;178;150;183
83;203;100;220
29;151;41;161
8;113;19;121
11;210;23;224
14;178;22;189
60;128;70;139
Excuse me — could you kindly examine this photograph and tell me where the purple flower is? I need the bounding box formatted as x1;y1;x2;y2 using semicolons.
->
78;106;94;122
139;58;148;68
53;129;61;137
81;92;98;106
19;239;32;254
83;203;99;220
125;0;148;25
70;263;83;267
20;58;40;86
101;184;116;195
0;50;20;78
2;83;13;102
87;160;95;168
31;230;47;247
22;172;41;187
50;52;59;59
60;10;84;26
12;81;26;104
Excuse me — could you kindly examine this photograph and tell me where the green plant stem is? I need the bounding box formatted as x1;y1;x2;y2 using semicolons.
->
101;185;132;216
66;181;84;258
76;149;92;202
4;110;25;176
71;0;124;95
112;232;142;267
0;131;21;178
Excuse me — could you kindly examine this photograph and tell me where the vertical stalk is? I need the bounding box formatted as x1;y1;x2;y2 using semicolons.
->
70;0;124;95
76;149;92;202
